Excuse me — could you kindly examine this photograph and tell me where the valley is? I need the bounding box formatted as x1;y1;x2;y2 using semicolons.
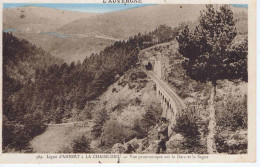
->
8;29;117;63
2;4;248;154
4;5;247;63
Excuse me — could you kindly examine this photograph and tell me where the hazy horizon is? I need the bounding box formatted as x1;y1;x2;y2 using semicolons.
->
3;3;248;14
3;3;153;13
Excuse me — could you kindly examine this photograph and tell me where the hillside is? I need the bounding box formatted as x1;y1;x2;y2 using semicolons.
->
2;33;63;153
13;33;114;63
3;6;98;32
137;37;247;154
3;5;247;63
3;6;105;63
59;4;247;39
2;29;142;152
3;4;248;154
58;4;204;39
29;67;162;153
3;33;63;84
28;37;248;153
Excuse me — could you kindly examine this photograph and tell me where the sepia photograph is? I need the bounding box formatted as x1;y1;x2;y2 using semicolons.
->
0;0;256;163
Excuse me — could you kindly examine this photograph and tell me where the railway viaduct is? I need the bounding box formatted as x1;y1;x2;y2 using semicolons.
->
143;58;185;125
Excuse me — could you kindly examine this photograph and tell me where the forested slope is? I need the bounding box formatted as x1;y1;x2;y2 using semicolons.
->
2;24;179;152
2;4;248;153
3;33;62;152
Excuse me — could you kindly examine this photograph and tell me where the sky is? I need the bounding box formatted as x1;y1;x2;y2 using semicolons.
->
3;3;248;13
3;3;152;13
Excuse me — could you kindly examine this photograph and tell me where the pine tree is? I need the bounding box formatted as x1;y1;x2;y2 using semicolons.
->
91;109;108;139
72;135;91;153
141;106;157;133
176;5;248;153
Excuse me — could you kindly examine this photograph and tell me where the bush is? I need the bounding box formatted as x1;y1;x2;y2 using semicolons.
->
91;109;108;139
3;111;47;152
215;129;247;154
130;97;142;106
133;119;148;139
2;121;27;152
173;106;201;148
73;106;92;121
20;14;25;18
117;68;147;89
112;87;117;93
136;80;148;90
129;69;147;81
111;100;127;112
141;110;157;132
128;83;136;89
215;93;247;154
133;105;162;139
101;120;137;147
216;94;247;131
71;135;91;153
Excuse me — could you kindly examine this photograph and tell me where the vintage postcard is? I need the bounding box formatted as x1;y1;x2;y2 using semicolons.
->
0;0;256;164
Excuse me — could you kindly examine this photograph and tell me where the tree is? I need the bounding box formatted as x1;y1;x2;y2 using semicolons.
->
91;109;109;139
174;107;201;148
176;5;248;153
141;108;157;133
72;135;91;153
101;120;137;147
146;62;152;70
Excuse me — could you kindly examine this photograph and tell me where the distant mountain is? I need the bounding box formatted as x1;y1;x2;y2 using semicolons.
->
3;6;98;32
12;32;114;63
58;4;247;39
3;5;247;63
3;6;108;63
58;5;203;39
